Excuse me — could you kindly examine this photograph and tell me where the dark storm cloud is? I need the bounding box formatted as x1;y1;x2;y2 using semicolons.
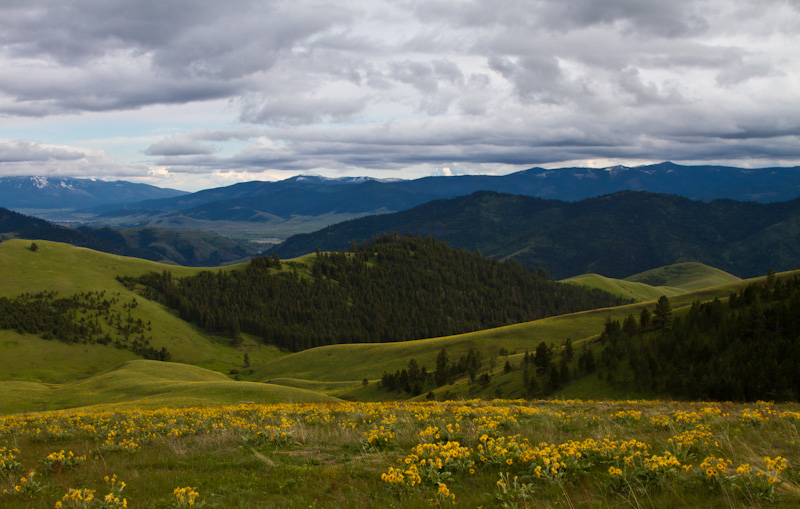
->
0;0;350;116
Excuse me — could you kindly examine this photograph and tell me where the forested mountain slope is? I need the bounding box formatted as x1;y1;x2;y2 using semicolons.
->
272;191;800;279
0;207;256;266
124;234;628;351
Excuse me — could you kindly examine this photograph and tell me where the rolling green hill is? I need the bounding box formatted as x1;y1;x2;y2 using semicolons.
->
625;262;742;291
0;360;337;414
254;270;775;390
1;236;795;410
562;274;685;302
255;271;800;400
563;263;741;302
128;234;627;352
0;239;282;382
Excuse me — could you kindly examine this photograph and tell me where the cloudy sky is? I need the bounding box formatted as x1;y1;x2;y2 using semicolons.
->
0;0;798;191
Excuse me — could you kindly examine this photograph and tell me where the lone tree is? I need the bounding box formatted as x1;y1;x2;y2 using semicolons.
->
639;307;651;329
29;242;38;252
533;341;553;374
652;295;672;332
435;348;450;386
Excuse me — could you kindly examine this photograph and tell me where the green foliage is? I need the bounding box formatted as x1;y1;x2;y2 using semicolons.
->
590;273;800;401
434;348;449;387
129;234;627;352
653;295;673;332
273;191;800;279
0;239;282;383
3;399;800;508
0;207;257;266
0;290;169;360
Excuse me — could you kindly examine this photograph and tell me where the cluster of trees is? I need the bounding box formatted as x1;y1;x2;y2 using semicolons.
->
126;234;626;352
518;339;575;397
594;273;800;401
379;347;484;395
0;290;170;361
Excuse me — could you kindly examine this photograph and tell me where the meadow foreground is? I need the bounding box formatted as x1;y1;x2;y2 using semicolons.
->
1;399;799;508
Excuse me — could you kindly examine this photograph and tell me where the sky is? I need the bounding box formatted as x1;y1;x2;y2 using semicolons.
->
0;0;798;192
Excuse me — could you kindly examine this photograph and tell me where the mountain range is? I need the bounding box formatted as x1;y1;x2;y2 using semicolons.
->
0;176;187;210
99;161;800;219
6;162;795;243
0;207;256;266
272;190;800;279
2;162;799;276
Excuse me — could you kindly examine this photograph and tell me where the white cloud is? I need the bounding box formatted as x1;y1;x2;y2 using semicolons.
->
0;139;145;177
0;0;796;189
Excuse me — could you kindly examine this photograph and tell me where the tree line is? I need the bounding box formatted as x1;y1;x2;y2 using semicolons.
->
123;234;628;352
592;272;800;401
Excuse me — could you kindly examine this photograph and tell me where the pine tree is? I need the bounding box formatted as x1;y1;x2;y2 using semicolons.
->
652;296;672;332
534;341;552;374
435;348;450;386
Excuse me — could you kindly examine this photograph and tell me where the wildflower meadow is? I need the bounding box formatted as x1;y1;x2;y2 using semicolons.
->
1;399;799;507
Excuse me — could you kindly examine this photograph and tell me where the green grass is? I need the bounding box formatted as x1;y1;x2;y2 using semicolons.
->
0;237;791;407
562;273;685;301
2;399;799;508
0;238;211;297
255;270;794;398
2;239;799;507
563;262;742;302
624;261;741;291
0;360;337;414
0;239;285;382
0;331;139;383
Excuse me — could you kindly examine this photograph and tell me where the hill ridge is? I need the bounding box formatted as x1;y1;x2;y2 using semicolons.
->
271;190;800;279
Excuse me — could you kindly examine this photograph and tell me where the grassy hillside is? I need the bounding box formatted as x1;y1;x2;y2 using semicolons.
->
0;360;337;414
1;206;257;266
563;263;741;302
129;234;626;352
562;273;685;301
0;239;282;382
625;261;742;291
253;271;788;400
0;236;791;408
108;225;256;266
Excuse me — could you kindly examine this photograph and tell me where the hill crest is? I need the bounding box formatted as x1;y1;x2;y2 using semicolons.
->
271;191;800;279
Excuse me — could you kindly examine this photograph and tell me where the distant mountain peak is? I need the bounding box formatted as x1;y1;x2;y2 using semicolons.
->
604;165;630;176
0;176;187;210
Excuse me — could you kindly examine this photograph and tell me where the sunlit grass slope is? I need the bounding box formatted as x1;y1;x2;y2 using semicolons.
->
562;273;685;301
563;262;741;302
624;262;741;292
0;239;282;381
255;270;784;391
0;360;337;414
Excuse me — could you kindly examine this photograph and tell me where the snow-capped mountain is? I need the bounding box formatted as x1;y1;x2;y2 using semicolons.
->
0;176;188;210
